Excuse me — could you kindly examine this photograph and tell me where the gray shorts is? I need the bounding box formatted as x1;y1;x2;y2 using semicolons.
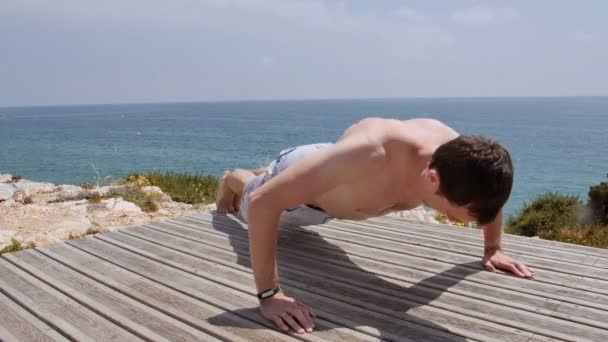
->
240;143;333;225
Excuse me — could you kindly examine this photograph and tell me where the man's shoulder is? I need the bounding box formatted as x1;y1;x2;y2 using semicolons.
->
341;117;458;150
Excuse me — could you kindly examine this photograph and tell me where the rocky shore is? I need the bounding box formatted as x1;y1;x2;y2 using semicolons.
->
1;174;442;251
0;174;213;250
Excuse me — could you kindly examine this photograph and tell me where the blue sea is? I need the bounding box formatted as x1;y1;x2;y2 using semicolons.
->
1;97;607;218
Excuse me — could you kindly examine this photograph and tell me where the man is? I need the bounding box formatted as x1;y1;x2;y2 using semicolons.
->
215;117;534;334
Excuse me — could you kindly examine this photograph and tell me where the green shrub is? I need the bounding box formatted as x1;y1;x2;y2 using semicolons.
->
125;171;218;205
0;239;22;255
506;193;582;239
589;181;608;225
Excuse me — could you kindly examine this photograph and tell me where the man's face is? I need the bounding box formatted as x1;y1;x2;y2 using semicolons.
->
439;196;476;224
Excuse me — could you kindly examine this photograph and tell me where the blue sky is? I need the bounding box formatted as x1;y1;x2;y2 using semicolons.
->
0;0;606;106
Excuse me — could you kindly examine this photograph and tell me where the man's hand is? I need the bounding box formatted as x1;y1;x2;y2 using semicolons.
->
483;249;534;278
259;292;316;334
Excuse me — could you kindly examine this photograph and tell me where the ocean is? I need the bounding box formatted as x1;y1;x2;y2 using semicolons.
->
1;97;607;218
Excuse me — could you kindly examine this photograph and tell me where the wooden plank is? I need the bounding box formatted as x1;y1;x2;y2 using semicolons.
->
592;258;608;268
0;291;69;342
134;221;608;329
134;223;557;311
131;221;608;340
93;232;475;342
334;218;598;266
371;216;608;258
36;243;303;342
187;214;591;293
65;237;385;342
4;207;606;342
4;249;225;342
577;277;608;294
84;232;487;342
272;215;608;281
0;257;141;342
201;214;608;291
527;335;565;342
100;227;538;342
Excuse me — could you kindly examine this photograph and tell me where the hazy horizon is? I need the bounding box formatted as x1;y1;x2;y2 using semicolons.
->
2;0;607;107
3;94;608;109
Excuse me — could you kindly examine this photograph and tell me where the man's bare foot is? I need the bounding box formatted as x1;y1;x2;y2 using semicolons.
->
233;192;241;213
216;171;236;213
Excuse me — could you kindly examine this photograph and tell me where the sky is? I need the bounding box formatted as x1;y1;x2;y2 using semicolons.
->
0;0;607;106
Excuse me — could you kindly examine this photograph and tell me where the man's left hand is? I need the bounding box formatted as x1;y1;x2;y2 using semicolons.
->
483;249;534;279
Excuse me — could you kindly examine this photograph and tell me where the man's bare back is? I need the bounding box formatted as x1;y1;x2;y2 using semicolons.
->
215;117;533;335
306;118;459;220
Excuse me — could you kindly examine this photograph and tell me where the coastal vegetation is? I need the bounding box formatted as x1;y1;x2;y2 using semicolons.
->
121;172;218;206
506;177;608;248
0;239;22;255
79;171;219;213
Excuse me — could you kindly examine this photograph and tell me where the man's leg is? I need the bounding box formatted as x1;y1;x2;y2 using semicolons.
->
216;168;259;213
251;167;267;176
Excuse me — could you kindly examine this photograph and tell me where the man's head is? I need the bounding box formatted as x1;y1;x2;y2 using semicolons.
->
424;135;513;225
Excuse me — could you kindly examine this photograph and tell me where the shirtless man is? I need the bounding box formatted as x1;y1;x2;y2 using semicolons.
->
215;118;534;334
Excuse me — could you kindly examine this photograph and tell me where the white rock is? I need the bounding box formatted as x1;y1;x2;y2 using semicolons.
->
0;174;12;183
13;180;56;196
58;184;83;194
202;203;217;211
155;208;170;216
102;198;142;213
53;227;88;240
0;230;17;250
50;217;92;240
12;190;27;203
56;184;86;201
22;233;58;248
1;199;16;208
142;186;171;202
58;184;82;192
143;186;162;193
95;185;127;197
0;184;15;201
389;206;440;224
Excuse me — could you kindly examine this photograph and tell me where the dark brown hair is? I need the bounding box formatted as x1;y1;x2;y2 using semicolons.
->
429;135;513;225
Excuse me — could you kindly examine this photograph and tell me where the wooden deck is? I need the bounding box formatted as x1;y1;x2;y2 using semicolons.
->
2;211;608;341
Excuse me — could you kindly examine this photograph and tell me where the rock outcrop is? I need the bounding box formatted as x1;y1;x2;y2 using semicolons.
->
0;174;213;250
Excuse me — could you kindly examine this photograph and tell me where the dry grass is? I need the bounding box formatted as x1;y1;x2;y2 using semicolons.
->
556;224;608;248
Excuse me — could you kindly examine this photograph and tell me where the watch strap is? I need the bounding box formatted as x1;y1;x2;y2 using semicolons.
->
257;286;281;300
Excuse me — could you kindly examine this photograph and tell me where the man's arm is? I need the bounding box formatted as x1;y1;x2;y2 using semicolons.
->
481;208;534;278
482;208;503;254
246;138;386;333
247;138;386;291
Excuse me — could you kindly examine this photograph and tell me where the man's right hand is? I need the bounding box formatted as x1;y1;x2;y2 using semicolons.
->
259;292;316;334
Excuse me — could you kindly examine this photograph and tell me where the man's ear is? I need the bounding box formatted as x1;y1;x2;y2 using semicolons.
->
426;169;440;192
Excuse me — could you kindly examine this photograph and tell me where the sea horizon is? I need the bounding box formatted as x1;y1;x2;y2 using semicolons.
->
2;94;608;110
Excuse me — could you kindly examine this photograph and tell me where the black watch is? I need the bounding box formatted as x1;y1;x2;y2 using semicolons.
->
257;286;281;300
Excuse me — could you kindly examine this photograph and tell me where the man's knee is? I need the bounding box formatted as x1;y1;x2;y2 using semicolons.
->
227;169;256;194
